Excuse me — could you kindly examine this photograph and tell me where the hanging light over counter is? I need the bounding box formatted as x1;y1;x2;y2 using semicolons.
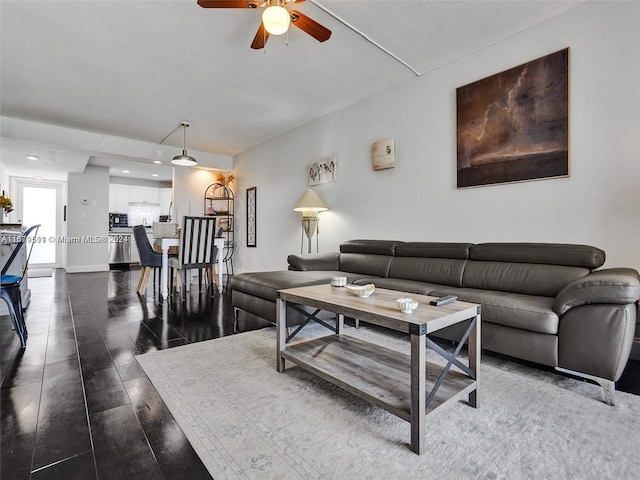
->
171;122;197;167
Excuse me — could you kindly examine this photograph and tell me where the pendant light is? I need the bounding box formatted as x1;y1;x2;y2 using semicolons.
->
171;122;197;167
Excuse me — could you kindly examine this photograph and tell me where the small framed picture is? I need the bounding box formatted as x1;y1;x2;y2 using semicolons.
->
308;155;338;186
372;138;395;170
246;187;256;248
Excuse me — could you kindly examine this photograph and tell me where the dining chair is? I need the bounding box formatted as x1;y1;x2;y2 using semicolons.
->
169;216;218;301
132;225;163;295
1;224;41;348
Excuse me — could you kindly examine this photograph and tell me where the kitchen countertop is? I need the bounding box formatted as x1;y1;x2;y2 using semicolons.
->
109;227;152;234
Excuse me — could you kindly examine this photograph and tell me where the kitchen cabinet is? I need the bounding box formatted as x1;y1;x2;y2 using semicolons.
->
160;188;172;215
130;186;160;205
115;184;130;213
109;185;171;213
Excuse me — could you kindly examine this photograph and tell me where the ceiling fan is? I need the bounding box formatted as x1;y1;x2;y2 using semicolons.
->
197;0;332;49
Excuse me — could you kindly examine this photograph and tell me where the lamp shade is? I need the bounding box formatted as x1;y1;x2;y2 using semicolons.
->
171;122;197;166
293;189;328;213
171;152;197;167
262;5;290;35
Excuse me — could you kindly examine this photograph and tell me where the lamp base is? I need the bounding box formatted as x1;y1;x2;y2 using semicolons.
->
300;215;319;254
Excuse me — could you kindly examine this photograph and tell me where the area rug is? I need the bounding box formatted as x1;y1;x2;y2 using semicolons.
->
136;325;640;480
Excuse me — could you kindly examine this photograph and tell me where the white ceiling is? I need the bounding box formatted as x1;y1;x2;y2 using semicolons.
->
0;0;584;182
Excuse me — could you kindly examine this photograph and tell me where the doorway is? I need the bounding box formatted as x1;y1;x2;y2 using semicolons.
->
11;177;66;269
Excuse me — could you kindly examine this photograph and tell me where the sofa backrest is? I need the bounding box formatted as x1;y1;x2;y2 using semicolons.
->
464;243;603;296
469;243;606;269
338;240;403;277
335;241;607;296
388;242;472;287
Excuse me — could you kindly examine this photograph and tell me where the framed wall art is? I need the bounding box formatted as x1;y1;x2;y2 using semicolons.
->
372;138;395;170
246;186;256;247
308;155;337;186
456;48;569;188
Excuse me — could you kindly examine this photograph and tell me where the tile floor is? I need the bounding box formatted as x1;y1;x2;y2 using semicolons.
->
1;268;269;480
1;268;639;479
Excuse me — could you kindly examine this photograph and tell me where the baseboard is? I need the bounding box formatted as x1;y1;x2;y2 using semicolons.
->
64;264;109;273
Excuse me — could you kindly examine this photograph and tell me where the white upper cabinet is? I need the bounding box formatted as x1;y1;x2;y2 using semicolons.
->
109;184;171;213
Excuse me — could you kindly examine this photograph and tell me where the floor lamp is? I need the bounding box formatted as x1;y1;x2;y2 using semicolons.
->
293;189;328;254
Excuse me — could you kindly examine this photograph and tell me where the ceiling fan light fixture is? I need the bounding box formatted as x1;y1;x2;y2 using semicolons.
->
171;121;198;167
262;5;290;35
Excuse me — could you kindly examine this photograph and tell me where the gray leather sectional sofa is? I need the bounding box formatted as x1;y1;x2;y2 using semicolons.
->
231;240;640;404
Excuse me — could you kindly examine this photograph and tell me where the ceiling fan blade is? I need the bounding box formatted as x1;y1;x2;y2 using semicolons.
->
251;23;270;50
197;0;258;8
290;10;331;43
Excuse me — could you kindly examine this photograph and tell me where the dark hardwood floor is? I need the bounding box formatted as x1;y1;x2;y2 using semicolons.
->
1;268;270;480
1;268;639;479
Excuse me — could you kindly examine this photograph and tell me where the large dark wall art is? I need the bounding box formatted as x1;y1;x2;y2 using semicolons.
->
456;48;569;188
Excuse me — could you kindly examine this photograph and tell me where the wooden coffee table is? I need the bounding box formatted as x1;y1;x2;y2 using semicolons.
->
275;284;481;455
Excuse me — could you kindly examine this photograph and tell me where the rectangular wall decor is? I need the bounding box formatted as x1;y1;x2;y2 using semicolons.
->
372;138;396;170
246;186;256;248
308;155;337;186
456;48;569;188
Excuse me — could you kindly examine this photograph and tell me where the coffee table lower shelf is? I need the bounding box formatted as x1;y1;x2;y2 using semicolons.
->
281;334;476;422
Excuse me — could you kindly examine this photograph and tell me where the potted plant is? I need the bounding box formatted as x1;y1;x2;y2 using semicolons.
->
0;194;13;217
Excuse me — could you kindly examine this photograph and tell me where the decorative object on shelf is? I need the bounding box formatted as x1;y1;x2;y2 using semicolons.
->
214;171;236;187
308;155;337;186
246;187;257;248
372;138;395;171
171;122;198;166
456;48;569;188
0;194;13;216
293;188;328;254
203;182;235;275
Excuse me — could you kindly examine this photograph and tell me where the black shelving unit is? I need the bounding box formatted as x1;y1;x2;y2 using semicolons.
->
204;183;234;275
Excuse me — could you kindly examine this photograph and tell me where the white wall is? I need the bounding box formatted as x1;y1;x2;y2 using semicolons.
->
233;2;640;273
172;167;219;222
66;164;110;272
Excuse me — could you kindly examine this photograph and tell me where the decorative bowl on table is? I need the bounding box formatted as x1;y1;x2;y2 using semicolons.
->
345;284;375;297
396;297;419;313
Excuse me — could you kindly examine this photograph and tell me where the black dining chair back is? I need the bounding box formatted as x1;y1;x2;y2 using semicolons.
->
132;225;163;295
1;224;41;348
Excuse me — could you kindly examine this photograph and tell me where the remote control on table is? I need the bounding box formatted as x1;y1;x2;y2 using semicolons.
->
429;295;457;306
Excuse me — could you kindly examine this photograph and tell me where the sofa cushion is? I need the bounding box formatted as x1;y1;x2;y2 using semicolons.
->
231;270;353;302
389;257;467;287
429;287;559;335
339;239;404;256
339;253;394;278
395;242;472;259
462;261;589;297
470;243;605;269
352;277;442;296
287;252;340;271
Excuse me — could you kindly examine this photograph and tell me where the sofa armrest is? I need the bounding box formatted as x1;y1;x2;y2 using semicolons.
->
553;268;640;315
287;252;340;271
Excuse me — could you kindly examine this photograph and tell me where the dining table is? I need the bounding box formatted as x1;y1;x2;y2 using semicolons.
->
153;236;225;300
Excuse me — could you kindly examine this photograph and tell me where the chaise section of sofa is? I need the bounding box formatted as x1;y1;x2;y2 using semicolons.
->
230;239;640;404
